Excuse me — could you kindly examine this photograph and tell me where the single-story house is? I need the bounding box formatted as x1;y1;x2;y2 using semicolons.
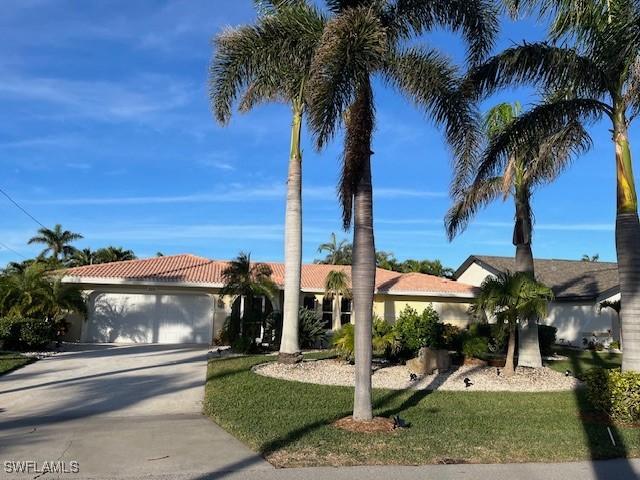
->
61;254;476;345
454;255;621;346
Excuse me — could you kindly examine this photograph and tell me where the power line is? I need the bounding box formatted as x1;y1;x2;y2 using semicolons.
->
0;241;26;259
0;186;46;229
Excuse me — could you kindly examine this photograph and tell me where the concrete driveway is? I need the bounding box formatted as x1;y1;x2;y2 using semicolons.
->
0;344;271;479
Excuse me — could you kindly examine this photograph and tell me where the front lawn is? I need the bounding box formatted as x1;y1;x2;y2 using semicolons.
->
0;351;33;375
204;354;639;467
546;347;622;379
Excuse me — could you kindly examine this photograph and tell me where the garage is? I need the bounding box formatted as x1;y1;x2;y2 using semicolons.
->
84;290;214;344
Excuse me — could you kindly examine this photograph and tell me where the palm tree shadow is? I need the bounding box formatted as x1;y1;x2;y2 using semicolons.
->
569;351;636;479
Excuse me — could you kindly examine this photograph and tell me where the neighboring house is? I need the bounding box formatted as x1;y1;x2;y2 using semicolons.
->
62;254;476;345
454;255;620;346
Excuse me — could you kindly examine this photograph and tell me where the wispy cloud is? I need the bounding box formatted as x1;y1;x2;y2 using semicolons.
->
0;134;81;149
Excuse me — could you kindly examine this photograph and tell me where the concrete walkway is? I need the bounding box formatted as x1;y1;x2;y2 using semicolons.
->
0;344;270;479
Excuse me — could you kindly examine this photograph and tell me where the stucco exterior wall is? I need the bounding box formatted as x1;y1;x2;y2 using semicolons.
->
542;301;616;346
373;294;472;327
455;262;493;287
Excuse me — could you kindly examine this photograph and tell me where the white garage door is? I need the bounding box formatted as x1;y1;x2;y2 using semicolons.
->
85;291;213;344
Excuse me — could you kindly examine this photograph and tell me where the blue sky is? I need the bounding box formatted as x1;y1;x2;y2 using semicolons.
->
0;0;630;269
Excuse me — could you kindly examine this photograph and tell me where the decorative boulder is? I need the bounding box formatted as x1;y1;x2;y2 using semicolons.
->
407;347;450;375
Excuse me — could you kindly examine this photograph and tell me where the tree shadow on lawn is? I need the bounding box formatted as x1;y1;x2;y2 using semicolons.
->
568;351;636;480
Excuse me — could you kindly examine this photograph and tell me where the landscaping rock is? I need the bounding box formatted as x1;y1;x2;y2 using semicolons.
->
407;347;450;375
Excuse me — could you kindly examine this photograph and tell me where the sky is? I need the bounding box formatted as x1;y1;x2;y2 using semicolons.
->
0;0;631;270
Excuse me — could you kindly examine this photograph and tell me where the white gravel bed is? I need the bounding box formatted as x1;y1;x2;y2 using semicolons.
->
253;359;583;392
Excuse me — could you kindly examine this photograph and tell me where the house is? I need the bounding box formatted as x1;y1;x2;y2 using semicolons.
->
454;255;621;346
61;254;476;345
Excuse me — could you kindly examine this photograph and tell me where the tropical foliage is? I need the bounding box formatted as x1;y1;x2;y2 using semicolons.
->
323;269;350;330
28;224;83;262
316;233;352;265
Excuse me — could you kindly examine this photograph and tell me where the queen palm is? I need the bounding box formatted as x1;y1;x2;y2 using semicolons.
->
69;248;97;267
464;0;640;371
446;101;590;367
94;247;136;264
308;0;497;420
317;233;352;265
28;224;83;262
210;0;324;363
324;269;350;330
473;271;554;376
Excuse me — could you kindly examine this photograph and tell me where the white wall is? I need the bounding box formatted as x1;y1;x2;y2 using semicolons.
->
543;301;615;346
456;262;493;287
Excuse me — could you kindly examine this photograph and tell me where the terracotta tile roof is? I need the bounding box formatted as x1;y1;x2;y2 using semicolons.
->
455;255;619;300
63;254;476;297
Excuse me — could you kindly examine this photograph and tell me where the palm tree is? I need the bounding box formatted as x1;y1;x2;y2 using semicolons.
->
324;269;350;330
473;271;554;376
94;247;136;264
210;0;325;363
581;253;600;262
307;1;497;420
464;0;640;371
69;248;97;267
317;233;352;265
446;101;590;367
219;252;278;339
28;224;83;262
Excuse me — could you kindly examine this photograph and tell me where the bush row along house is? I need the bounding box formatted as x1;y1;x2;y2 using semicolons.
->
60;253;619;347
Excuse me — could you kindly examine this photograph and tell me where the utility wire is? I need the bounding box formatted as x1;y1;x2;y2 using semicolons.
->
0;241;26;259
0;186;46;228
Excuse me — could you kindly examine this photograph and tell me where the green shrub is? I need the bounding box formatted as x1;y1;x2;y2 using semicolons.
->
442;323;465;352
462;336;489;359
0;317;55;350
331;316;399;361
585;368;640;423
393;305;443;357
298;307;327;348
610;340;621;350
231;336;256;354
538;324;557;356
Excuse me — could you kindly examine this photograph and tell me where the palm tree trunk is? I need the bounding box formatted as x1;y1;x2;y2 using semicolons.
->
278;104;303;363
504;321;517;376
352;152;375;421
332;294;341;331
513;187;542;368
614;119;640;372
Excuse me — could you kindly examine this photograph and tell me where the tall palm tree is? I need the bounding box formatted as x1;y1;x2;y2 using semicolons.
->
324;269;350;330
473;271;554;376
308;0;497;420
28;224;83;262
219;252;278;338
446;101;590;367
464;0;640;371
317;232;352;265
94;247;136;264
210;0;325;363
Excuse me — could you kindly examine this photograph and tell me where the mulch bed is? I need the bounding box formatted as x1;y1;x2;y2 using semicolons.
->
332;416;397;433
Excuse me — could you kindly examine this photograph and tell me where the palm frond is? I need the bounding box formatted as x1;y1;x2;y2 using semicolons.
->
475;98;608;182
445;176;504;240
387;0;498;64
307;6;386;148
383;47;482;197
464;42;609;101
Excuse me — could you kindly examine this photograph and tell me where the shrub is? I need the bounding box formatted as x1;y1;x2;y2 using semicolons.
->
442;323;465;352
0;317;55;350
331;323;354;361
393;305;443;357
610;340;621;350
331;316;399;361
585;368;640;423
462;336;489;359
231;336;256;354
298;307;327;348
537;325;557;356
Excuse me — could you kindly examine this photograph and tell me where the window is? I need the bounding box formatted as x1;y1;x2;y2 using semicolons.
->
303;296;316;311
340;297;352;325
322;297;333;329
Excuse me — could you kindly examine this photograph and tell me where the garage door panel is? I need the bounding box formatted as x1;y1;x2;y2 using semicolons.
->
87;292;213;344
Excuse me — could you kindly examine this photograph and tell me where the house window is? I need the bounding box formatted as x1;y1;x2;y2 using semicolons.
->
303;296;316;311
340;297;352;325
322;297;333;329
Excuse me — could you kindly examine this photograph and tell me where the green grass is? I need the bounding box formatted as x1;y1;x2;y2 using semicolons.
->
0;351;33;375
545;347;622;379
205;354;639;467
